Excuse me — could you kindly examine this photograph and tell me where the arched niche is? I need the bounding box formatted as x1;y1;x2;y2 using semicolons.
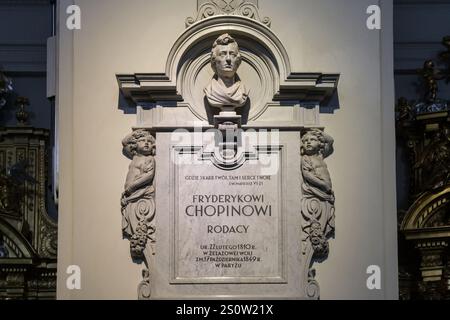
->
117;15;339;128
175;28;280;122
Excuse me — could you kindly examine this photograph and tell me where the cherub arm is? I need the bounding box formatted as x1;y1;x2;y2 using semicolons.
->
302;170;332;193
302;158;332;193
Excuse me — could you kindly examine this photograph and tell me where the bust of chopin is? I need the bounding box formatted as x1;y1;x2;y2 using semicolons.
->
204;33;249;112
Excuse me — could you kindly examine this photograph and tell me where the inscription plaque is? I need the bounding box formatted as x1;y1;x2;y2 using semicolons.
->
171;145;286;284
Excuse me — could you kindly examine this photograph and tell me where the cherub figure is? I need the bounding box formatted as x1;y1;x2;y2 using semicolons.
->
121;130;156;259
301;129;335;259
301;129;335;204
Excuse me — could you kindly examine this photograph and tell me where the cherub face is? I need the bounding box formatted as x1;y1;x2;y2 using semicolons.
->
303;134;321;155
214;43;240;79
136;136;153;156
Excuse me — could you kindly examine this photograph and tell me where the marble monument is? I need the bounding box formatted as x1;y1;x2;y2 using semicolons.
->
117;0;339;300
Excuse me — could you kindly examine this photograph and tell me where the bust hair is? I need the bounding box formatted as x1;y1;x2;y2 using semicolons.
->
302;129;325;148
122;130;155;158
301;129;334;158
210;33;242;74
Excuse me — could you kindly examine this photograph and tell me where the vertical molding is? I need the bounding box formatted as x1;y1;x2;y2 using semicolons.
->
47;36;56;98
380;0;399;300
55;0;74;300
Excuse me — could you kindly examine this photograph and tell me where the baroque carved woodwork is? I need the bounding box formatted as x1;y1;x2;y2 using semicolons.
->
0;71;13;109
0;126;57;300
397;35;450;300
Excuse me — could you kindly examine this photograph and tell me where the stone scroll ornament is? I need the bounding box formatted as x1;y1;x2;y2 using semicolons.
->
121;129;156;299
301;129;335;296
185;0;271;28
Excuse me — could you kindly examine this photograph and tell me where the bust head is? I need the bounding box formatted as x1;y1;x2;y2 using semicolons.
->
302;130;324;156
301;129;334;158
210;34;242;80
205;34;248;111
122;130;155;159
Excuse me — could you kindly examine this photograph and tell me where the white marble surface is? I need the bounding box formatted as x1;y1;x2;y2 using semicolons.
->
173;145;284;283
154;131;304;299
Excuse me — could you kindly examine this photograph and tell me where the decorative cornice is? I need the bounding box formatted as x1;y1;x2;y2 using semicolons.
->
275;73;340;102
403;227;450;241
117;72;339;105
116;74;182;104
186;0;271;28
